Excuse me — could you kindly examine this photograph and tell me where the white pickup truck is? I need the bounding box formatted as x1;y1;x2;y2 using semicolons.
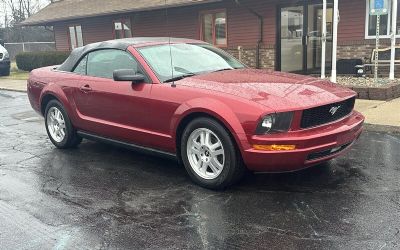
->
0;44;10;76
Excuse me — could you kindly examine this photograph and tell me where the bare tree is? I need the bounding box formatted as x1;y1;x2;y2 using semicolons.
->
1;0;46;24
1;0;52;42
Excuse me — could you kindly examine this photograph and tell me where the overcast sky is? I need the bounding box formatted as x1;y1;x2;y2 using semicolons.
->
0;0;50;27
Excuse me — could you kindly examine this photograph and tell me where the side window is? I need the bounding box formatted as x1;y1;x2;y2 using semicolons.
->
86;49;142;79
113;18;132;39
73;55;88;75
200;10;227;47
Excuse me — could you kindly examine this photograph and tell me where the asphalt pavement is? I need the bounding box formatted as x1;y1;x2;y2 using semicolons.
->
0;90;400;250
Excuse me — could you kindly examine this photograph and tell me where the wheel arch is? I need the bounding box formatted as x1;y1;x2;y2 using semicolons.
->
40;93;60;115
39;85;77;125
172;98;250;161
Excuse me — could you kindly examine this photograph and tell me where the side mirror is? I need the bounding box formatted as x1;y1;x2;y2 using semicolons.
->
113;69;145;84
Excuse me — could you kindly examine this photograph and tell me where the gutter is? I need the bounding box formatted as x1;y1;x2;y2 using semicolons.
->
234;0;264;69
20;0;224;26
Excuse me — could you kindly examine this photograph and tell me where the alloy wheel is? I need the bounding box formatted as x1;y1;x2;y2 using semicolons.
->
186;128;225;180
46;107;66;143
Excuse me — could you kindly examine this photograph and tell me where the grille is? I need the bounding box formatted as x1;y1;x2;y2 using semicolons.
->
301;97;355;129
0;53;3;60
307;143;351;161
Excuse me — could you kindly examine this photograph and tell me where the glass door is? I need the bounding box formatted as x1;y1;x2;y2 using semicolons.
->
307;3;333;73
279;6;304;72
278;1;333;74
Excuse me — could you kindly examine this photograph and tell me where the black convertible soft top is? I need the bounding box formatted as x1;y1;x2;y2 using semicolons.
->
57;37;205;72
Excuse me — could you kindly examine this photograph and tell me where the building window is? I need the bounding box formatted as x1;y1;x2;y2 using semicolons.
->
366;0;400;38
200;10;227;46
113;18;132;39
68;25;83;50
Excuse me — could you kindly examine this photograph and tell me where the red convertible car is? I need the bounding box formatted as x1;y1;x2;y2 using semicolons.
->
27;37;364;189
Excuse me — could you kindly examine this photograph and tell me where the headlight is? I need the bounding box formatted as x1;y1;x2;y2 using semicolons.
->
255;112;294;135
3;51;9;59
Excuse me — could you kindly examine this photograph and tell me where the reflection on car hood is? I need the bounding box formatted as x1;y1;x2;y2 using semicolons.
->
178;69;356;111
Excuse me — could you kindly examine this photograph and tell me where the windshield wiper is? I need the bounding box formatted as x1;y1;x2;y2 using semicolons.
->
213;68;235;73
164;73;196;83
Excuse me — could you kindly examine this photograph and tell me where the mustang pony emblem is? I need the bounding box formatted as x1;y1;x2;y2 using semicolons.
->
329;106;341;116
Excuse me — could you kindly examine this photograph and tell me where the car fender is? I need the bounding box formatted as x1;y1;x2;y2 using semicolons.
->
39;83;78;124
171;97;251;151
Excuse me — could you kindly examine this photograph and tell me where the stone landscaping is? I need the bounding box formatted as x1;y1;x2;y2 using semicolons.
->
337;76;400;100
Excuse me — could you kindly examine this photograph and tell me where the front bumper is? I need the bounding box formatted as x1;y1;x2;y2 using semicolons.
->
241;111;365;172
0;60;11;70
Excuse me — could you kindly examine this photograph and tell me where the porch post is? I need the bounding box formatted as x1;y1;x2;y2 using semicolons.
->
331;0;339;83
389;0;398;80
321;0;327;79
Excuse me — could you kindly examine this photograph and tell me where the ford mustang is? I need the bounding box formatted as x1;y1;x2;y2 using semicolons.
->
27;37;364;189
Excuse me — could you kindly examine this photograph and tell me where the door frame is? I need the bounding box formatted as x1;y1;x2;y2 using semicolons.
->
276;0;334;74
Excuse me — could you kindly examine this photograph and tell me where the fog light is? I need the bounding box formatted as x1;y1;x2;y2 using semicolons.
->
253;144;296;151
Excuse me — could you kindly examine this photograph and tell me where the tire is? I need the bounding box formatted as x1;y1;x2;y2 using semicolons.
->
45;100;82;149
181;117;245;190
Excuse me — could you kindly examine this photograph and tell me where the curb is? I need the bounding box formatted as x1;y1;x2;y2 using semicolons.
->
364;123;400;135
0;87;27;93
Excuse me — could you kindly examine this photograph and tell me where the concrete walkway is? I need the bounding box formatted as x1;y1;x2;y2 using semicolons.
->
0;79;26;92
0;78;399;128
355;98;400;131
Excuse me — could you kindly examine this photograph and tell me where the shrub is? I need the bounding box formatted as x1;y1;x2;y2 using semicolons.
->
16;51;70;72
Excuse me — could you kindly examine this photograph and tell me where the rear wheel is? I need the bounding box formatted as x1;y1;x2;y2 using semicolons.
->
45;100;82;149
181;117;245;190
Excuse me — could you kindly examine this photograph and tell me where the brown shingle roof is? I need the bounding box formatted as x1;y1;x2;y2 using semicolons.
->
22;0;222;26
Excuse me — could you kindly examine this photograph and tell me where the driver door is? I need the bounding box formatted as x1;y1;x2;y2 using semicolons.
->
72;49;153;144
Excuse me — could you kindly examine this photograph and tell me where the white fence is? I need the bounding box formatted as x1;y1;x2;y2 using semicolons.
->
4;42;56;60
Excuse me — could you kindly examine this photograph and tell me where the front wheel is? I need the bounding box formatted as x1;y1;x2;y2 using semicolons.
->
45;100;82;149
181;117;245;190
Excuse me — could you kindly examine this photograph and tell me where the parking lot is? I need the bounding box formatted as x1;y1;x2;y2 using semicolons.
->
0;90;400;249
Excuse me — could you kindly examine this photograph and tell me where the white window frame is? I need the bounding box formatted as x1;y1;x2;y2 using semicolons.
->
365;0;400;39
68;25;84;50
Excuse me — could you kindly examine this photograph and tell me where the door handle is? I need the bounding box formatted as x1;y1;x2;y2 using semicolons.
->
80;84;92;92
303;35;308;46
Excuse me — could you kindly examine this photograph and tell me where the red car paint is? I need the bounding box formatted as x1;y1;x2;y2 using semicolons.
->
27;41;364;172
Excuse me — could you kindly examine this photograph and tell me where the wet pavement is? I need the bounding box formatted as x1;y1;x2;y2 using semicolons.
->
0;90;400;250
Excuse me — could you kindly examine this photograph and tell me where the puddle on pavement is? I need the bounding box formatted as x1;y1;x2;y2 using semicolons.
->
12;111;42;123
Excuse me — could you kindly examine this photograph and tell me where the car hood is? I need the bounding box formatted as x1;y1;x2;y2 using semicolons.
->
0;45;7;53
178;69;356;112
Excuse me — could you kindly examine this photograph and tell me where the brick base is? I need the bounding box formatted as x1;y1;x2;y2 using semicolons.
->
225;47;275;69
338;43;400;77
224;43;400;77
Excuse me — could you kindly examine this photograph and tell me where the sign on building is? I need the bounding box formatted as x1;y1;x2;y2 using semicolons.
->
370;0;390;15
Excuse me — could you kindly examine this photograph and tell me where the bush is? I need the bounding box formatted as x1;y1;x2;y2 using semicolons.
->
16;51;70;71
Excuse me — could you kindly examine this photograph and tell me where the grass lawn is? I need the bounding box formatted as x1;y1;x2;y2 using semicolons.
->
0;61;30;81
4;71;30;80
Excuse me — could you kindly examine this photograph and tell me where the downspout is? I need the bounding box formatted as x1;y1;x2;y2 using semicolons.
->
235;0;264;69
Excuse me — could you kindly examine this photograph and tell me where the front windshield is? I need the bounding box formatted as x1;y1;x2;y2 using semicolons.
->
138;43;245;82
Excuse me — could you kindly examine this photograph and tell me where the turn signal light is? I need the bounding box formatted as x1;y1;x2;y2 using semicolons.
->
253;144;296;151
